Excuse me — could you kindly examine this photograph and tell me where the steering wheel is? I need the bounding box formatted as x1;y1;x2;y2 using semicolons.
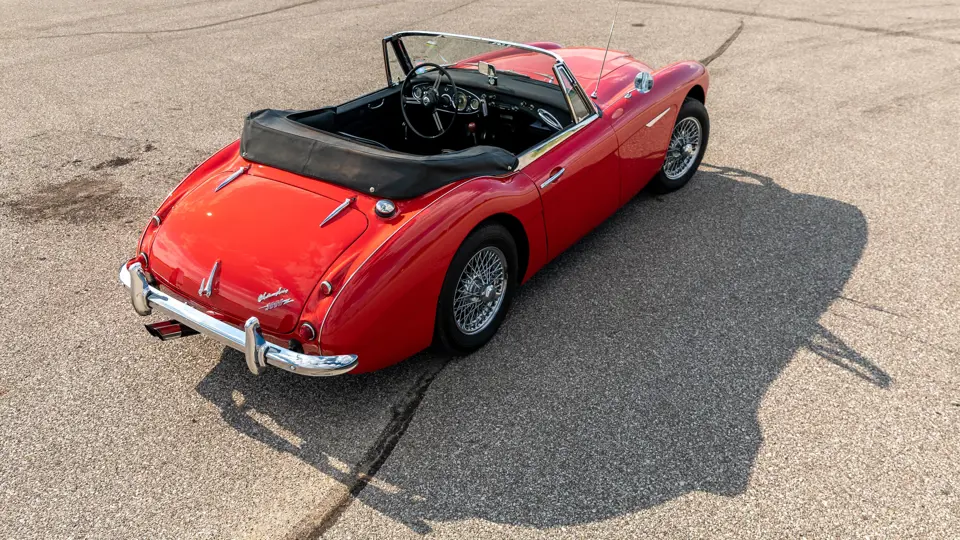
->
400;62;458;140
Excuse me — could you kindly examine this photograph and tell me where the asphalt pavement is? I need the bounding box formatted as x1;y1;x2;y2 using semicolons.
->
1;0;958;538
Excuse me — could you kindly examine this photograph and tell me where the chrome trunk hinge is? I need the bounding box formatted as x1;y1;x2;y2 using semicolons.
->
214;166;249;192
320;197;356;227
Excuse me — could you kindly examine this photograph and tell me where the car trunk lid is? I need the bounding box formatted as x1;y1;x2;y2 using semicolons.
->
148;170;367;333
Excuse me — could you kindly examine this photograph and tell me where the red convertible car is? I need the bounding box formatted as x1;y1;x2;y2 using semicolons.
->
119;31;709;377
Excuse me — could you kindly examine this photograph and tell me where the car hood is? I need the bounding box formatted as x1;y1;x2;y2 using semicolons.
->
147;169;367;333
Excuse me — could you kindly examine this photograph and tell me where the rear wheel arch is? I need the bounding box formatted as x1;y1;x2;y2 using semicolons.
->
317;201;535;369
469;213;530;284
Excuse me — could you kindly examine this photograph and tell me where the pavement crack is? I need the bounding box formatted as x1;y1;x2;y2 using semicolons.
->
624;0;960;46
296;358;450;539
416;0;478;23
22;0;336;39
700;20;744;66
836;295;904;318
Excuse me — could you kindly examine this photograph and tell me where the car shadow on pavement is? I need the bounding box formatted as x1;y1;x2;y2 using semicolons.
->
196;164;887;532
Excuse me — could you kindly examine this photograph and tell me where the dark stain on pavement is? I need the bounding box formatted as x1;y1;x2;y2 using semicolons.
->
5;176;141;224
90;156;135;170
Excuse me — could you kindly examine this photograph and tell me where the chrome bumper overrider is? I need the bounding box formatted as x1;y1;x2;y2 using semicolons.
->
119;263;358;376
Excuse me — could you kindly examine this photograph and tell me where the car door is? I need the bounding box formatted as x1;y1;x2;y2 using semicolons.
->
521;116;620;260
606;72;684;203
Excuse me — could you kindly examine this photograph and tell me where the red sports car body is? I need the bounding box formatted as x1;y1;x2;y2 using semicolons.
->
120;31;710;376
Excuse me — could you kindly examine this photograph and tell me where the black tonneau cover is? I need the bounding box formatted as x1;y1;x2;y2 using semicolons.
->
240;109;518;199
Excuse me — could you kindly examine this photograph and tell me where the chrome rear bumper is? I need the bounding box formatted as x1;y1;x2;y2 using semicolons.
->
119;262;358;376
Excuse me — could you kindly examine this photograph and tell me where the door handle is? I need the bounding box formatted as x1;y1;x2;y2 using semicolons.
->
540;167;565;188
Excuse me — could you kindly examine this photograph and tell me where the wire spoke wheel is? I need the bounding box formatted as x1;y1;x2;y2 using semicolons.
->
453;246;507;335
663;117;702;180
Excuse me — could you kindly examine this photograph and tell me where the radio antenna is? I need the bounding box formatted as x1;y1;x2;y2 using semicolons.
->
591;1;620;99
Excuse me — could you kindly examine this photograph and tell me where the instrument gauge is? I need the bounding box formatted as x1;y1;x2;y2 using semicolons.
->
469;97;480;111
412;86;423;99
455;92;468;112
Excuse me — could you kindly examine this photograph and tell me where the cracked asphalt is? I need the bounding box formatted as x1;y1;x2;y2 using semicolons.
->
1;0;958;538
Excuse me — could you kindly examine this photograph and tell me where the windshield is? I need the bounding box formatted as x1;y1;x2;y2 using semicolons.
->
396;33;560;84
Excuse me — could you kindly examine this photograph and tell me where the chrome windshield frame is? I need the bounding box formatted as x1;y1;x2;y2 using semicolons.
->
383;30;600;121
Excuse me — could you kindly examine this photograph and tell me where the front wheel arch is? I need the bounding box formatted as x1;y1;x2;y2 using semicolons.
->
686;84;706;104
649;98;710;193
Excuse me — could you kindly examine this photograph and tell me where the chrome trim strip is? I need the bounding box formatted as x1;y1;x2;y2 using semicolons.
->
320;197;355;227
120;263;358;377
646;107;671;128
540;167;565;188
516;113;599;170
214;166;248;192
151;215;161;226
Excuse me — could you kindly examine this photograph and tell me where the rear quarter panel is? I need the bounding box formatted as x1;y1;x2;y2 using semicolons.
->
318;173;547;373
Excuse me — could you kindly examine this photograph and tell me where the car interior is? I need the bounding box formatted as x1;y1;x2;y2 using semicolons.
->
292;67;576;156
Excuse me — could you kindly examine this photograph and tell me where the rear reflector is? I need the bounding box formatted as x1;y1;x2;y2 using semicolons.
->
144;320;199;341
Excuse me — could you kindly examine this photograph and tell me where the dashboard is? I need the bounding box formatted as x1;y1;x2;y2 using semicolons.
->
412;83;482;113
411;81;570;131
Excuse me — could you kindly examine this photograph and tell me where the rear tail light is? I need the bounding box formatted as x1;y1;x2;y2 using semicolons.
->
297;322;316;342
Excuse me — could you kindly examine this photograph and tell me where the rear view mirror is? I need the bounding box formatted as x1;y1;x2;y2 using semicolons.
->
635;71;654;94
478;61;497;85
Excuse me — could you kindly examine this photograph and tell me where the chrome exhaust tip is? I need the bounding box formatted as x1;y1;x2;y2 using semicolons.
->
144;320;199;341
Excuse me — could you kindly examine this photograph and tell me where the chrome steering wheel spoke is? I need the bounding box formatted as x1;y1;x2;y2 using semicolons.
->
399;62;458;140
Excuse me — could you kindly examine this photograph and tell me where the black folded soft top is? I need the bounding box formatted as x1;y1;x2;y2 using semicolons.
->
240;109;519;199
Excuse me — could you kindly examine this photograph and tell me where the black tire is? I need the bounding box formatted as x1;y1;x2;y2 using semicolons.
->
649;98;710;193
434;223;518;355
